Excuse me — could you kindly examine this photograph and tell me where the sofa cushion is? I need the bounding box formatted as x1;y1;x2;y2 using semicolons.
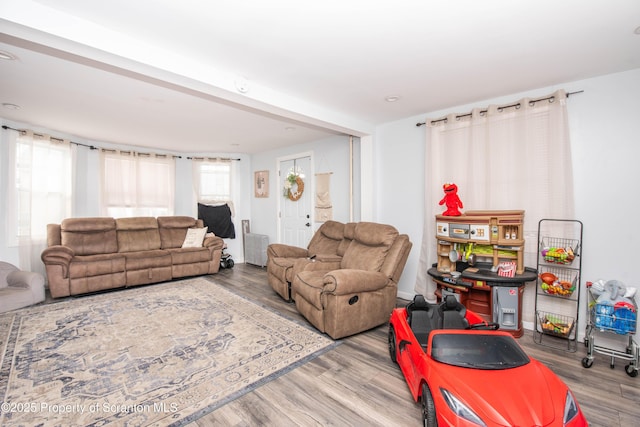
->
166;247;211;265
341;222;399;271
122;250;172;270
157;216;200;249
61;218;118;256
116;217;161;252
69;254;126;278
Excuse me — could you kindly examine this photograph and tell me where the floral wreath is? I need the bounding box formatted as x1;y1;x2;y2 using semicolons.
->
283;170;304;201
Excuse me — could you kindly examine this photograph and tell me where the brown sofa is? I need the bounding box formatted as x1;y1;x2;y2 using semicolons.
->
41;216;225;298
267;220;350;301
279;222;412;339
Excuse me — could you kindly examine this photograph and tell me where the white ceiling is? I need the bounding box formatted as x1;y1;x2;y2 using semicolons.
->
1;0;639;154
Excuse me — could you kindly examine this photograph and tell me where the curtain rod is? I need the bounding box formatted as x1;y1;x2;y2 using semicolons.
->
187;156;241;162
2;124;102;151
2;125;240;160
2;125;242;161
415;90;584;127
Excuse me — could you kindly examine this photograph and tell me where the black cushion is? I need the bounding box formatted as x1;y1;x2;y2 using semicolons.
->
197;203;236;238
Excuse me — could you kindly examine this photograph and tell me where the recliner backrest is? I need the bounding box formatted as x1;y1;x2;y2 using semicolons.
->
307;220;345;255
336;222;357;256
60;217;118;255
341;222;399;271
380;234;412;283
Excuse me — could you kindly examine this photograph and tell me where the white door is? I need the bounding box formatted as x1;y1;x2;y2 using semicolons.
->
279;155;313;247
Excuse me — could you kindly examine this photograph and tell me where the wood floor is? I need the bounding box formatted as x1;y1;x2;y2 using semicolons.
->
190;264;639;427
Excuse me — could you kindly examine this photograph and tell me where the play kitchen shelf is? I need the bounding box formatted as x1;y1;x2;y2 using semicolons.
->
533;219;583;352
435;210;525;275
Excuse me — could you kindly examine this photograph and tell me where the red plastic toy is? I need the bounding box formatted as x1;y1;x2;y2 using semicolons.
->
388;295;588;427
439;183;463;216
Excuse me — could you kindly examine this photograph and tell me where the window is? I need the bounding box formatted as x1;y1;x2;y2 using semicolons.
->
192;159;233;202
101;150;175;217
7;131;73;244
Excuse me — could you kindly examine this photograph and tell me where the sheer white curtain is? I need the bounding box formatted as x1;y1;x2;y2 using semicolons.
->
5;130;74;273
415;89;574;298
100;150;175;217
191;158;235;214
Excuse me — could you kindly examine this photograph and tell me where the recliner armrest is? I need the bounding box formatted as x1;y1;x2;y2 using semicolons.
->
322;269;389;294
267;244;309;258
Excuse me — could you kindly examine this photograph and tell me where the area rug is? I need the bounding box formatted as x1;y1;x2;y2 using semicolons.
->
0;277;338;426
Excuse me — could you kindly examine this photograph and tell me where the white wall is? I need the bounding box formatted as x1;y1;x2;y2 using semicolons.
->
249;135;352;243
373;68;640;336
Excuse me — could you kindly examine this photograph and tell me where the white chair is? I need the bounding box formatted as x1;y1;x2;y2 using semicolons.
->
0;261;46;313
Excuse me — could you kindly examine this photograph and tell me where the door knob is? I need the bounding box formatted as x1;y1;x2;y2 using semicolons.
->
305;222;311;227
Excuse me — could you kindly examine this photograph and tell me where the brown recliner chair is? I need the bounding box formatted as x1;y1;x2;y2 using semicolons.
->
291;222;412;339
266;220;347;301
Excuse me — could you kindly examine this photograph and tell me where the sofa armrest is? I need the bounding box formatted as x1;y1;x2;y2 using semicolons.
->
322;269;389;294
41;245;75;278
267;244;309;259
203;235;225;250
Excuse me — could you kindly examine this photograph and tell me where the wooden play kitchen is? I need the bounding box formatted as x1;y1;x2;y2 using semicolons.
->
435;210;525;275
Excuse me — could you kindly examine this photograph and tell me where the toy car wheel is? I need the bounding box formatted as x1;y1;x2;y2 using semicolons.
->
388;325;397;364
421;383;437;427
225;259;234;269
581;357;593;368
625;364;638;377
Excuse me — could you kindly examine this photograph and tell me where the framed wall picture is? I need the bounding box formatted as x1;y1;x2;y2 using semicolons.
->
254;170;269;198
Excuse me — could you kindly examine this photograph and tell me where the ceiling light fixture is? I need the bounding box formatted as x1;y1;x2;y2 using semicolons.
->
385;95;401;102
2;103;21;110
0;50;17;60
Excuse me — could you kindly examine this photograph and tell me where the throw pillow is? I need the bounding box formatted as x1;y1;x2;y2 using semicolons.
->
181;227;207;248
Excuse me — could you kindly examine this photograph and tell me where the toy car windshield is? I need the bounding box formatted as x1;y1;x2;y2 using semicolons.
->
431;333;530;370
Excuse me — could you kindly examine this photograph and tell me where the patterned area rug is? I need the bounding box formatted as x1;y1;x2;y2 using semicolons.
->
0;277;337;426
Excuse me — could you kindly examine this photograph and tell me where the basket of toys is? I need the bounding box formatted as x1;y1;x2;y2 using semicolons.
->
538;311;575;338
540;237;579;265
539;270;577;297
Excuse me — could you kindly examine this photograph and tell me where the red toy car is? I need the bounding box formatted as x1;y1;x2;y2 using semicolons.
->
388;295;588;426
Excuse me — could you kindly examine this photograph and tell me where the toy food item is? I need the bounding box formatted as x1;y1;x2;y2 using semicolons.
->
539;272;557;285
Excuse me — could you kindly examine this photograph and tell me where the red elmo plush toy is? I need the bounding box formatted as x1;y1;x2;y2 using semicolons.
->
439;183;463;216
